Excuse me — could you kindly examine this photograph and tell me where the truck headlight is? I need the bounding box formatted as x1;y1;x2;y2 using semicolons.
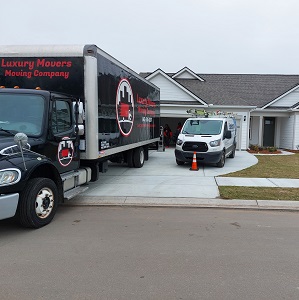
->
0;169;21;186
209;139;221;147
176;138;183;146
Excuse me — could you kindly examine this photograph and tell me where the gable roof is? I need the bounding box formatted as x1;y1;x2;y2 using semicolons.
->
144;69;207;105
172;67;204;81
140;72;299;108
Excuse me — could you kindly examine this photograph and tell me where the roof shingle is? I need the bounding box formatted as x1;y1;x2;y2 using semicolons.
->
140;72;299;108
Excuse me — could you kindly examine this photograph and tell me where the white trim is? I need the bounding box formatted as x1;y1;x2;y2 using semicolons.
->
145;69;207;105
84;55;99;160
0;44;86;57
262;84;299;109
172;67;205;81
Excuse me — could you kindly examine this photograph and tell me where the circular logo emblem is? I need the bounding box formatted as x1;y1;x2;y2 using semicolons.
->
58;137;74;166
116;78;134;136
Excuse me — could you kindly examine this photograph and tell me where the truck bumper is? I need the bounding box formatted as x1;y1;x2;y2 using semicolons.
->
0;193;19;220
175;149;222;164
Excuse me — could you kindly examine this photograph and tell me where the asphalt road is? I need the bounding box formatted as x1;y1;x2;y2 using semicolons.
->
1;207;299;300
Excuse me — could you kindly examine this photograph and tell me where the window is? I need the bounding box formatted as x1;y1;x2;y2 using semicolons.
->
52;100;72;133
183;120;223;135
223;122;228;140
0;93;45;136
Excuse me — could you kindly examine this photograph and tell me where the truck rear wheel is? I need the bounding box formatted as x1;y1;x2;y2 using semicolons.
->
126;150;134;167
133;147;145;168
17;178;58;228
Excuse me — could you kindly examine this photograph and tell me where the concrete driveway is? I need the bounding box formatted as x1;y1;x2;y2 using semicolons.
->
77;148;258;199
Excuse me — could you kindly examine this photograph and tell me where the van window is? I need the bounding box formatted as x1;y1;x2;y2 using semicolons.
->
224;122;228;132
182;119;223;135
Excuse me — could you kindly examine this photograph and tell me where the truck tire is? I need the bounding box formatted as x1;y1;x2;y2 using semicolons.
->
16;178;59;228
133;147;145;168
126;150;134;167
216;151;225;168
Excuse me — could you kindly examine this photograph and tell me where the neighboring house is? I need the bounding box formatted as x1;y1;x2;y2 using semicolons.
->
140;67;299;151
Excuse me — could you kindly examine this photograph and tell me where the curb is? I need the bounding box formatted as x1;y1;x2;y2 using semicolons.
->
62;196;299;211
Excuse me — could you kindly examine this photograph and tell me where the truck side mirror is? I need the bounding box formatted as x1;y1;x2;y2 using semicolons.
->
77;124;84;135
73;101;85;124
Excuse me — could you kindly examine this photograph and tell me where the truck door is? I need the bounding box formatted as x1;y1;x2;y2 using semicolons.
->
44;97;80;174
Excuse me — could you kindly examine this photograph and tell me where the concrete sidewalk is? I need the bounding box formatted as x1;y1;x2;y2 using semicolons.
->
216;177;299;188
66;149;299;211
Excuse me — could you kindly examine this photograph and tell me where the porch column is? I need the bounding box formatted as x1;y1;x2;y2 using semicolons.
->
258;116;263;146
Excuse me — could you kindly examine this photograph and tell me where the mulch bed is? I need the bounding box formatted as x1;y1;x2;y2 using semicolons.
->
247;149;299;154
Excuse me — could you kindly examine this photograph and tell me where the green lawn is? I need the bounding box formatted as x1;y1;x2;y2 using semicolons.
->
218;153;299;200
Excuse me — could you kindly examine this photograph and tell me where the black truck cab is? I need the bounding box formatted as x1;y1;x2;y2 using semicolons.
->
0;88;82;228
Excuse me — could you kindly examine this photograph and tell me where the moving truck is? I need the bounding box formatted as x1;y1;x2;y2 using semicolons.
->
0;45;160;228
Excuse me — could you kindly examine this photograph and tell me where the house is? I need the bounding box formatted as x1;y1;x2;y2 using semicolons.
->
140;67;299;151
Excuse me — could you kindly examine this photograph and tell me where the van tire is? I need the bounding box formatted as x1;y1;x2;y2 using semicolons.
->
176;159;185;165
228;146;236;158
216;152;225;168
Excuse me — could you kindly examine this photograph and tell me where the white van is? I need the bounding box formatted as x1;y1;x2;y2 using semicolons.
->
175;116;237;167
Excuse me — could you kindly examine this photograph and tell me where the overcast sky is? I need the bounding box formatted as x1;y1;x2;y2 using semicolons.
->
2;0;299;74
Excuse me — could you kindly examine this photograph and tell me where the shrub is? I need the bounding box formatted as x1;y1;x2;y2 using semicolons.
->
249;144;259;151
267;146;277;152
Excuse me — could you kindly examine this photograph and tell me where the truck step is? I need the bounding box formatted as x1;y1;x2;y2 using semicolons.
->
64;186;89;201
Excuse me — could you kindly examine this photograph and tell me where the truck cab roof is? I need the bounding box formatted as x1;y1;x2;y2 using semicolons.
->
0;88;75;99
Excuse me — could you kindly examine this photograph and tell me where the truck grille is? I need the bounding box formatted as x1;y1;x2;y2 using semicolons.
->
182;142;208;152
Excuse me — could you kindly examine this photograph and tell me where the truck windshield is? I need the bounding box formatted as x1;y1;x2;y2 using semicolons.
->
182;119;223;135
0;93;45;137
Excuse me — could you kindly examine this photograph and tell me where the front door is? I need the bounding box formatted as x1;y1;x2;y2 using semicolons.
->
263;117;275;147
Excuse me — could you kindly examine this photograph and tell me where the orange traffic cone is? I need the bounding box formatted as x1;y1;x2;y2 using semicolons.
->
190;152;199;171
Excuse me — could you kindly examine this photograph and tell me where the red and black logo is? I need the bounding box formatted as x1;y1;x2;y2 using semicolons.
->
58;138;74;167
116;78;134;136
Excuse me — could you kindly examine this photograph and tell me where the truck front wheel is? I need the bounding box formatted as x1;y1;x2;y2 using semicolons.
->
17;178;58;228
